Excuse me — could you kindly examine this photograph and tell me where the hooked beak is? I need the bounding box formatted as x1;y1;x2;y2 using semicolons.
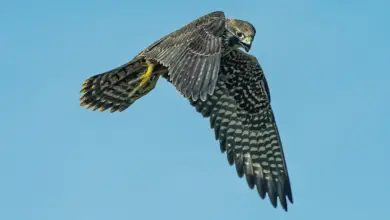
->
240;42;251;52
239;37;253;52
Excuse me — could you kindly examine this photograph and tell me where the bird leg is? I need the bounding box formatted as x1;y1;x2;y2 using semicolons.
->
140;60;155;87
127;60;155;98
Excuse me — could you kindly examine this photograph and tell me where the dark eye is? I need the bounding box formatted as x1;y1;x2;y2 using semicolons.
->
236;32;244;38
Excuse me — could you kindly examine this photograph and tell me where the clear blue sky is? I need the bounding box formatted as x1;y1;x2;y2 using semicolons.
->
1;0;389;219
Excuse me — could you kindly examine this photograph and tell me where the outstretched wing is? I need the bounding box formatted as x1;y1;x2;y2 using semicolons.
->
144;11;226;101
189;49;293;211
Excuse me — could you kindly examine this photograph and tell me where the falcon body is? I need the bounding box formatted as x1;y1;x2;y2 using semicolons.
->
80;11;293;211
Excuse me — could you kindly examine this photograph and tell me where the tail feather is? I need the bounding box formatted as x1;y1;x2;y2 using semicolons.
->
80;57;159;112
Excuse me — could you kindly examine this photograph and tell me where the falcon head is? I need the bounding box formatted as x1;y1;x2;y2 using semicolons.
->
226;19;256;52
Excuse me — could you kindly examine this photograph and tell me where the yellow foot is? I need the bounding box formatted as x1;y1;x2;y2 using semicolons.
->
140;60;154;87
128;60;154;97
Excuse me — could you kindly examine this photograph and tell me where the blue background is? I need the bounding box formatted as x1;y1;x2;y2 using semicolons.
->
1;0;389;219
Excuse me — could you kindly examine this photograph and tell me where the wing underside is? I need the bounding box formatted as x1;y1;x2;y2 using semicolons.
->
189;49;293;211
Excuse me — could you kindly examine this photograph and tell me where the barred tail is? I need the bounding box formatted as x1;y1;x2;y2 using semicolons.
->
79;57;160;113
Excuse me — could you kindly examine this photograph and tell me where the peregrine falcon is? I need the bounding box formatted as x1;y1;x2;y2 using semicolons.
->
80;11;293;211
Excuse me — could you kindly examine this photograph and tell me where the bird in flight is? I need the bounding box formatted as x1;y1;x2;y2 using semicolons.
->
79;11;293;211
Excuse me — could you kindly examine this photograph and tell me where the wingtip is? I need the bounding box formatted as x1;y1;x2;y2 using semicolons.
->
267;181;278;209
279;196;288;212
288;194;294;204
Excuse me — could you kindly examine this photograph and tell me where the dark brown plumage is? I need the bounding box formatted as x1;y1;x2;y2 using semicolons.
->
189;49;293;210
79;11;293;211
